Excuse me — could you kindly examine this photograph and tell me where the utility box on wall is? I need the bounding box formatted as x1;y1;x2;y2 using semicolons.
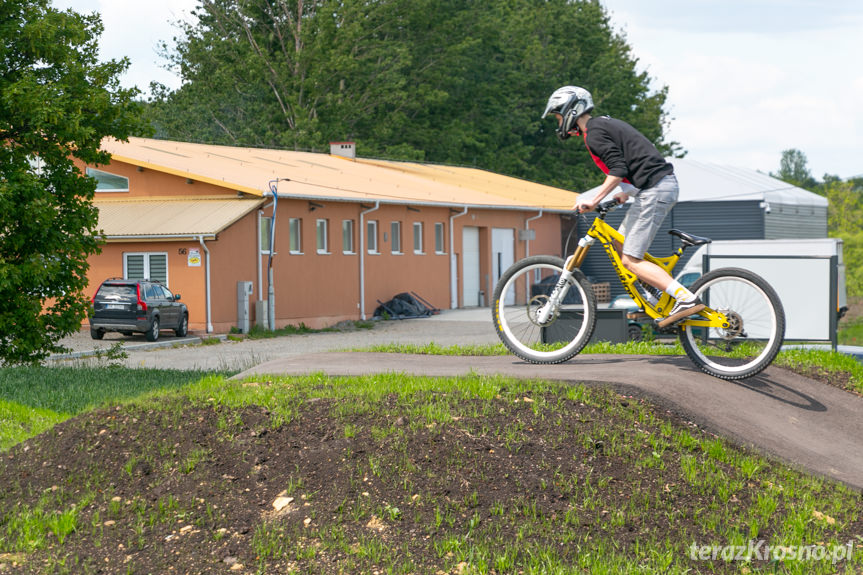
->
237;281;254;333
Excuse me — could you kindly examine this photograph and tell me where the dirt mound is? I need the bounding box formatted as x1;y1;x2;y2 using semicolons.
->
2;379;861;573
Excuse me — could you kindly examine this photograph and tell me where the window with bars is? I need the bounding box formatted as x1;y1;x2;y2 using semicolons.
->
367;220;379;253
391;221;402;254
435;222;446;254
289;218;302;254
316;219;329;254
342;220;355;254
413;222;424;254
260;215;273;253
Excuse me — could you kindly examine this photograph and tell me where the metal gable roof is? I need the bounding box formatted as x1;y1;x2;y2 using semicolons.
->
100;137;576;211
583;157;827;207
670;158;828;206
95;197;265;240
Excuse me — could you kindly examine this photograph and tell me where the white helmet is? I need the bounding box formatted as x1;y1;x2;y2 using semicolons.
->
541;86;594;140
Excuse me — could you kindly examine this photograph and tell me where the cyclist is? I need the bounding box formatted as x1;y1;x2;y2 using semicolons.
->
542;85;704;327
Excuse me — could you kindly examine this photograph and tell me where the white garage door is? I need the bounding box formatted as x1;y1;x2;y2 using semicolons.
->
462;227;480;307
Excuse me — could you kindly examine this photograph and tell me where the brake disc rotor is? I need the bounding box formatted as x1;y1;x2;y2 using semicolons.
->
527;295;559;327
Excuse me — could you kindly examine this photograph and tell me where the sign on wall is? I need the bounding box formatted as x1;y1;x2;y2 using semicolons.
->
187;248;201;267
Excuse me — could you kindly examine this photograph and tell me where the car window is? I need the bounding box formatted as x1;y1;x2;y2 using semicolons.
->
159;286;174;300
679;273;700;288
97;285;136;300
144;284;159;301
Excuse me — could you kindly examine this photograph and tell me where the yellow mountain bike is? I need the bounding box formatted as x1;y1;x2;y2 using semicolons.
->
492;198;786;380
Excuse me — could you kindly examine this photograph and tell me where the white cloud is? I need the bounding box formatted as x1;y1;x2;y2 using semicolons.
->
53;0;198;95
603;0;863;178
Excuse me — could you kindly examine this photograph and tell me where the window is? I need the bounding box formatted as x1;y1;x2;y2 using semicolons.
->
391;221;402;254
289;218;302;254
260;215;273;253
316;219;329;254
435;222;446;254
87;167;129;192
413;222;424;254
367;220;379;253
342;220;355;254
124;253;168;284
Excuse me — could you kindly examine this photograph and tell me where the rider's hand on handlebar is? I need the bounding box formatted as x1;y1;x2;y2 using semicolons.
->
573;195;601;214
573;191;626;214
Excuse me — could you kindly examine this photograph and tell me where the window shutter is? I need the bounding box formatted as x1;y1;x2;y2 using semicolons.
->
148;254;168;284
126;254;145;279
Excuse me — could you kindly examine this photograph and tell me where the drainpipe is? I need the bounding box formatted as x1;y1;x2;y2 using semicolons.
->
359;201;380;320
198;235;213;333
524;209;543;303
449;206;469;309
257;209;263;302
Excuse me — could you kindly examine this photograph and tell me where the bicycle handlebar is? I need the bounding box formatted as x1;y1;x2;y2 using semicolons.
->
574;197;621;218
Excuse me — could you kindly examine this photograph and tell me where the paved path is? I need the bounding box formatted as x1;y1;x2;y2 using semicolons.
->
234;351;863;490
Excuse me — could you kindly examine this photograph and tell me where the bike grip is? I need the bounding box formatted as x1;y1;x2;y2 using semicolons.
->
597;198;620;212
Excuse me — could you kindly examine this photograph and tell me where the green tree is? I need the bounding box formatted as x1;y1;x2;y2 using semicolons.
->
145;0;677;192
0;0;144;363
773;148;817;190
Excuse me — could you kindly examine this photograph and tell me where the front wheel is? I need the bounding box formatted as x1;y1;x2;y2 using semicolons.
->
679;268;785;380
493;255;597;364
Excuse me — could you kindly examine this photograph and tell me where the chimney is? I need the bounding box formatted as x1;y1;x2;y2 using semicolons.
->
329;141;356;159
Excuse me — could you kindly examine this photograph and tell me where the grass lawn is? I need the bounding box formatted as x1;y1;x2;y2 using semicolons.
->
0;345;861;573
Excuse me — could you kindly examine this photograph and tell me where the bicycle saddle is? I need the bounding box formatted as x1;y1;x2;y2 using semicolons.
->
668;229;712;247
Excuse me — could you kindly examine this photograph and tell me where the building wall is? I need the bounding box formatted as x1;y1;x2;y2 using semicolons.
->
254;202;561;329
84;159;564;332
764;203;828;239
92;161;236;198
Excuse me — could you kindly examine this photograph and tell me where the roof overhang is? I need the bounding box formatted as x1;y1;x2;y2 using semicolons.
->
94;197;265;241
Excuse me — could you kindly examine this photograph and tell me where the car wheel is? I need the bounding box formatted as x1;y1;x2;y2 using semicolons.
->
627;323;644;342
145;316;160;342
90;327;104;340
175;313;188;337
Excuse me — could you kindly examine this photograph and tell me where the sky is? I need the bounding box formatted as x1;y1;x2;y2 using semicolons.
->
52;0;863;180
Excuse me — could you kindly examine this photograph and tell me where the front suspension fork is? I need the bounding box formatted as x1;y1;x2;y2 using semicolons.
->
535;236;594;324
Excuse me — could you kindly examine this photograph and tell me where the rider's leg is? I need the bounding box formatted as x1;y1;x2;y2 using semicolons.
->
617;175;702;323
620;254;673;291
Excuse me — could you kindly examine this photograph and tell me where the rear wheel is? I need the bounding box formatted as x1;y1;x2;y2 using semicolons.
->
679;268;785;380
145;316;160;342
493;255;597;364
90;327;104;340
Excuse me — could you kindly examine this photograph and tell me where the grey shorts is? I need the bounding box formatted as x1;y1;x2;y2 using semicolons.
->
618;174;679;259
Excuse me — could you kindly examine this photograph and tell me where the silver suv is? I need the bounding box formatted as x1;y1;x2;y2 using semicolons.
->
90;278;188;342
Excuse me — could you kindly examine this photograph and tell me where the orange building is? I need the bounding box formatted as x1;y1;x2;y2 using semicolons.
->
84;138;576;333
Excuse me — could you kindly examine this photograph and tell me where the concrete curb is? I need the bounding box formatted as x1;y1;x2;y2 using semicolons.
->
48;334;228;361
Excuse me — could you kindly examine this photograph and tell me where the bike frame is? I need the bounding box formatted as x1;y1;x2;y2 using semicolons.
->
562;207;730;330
